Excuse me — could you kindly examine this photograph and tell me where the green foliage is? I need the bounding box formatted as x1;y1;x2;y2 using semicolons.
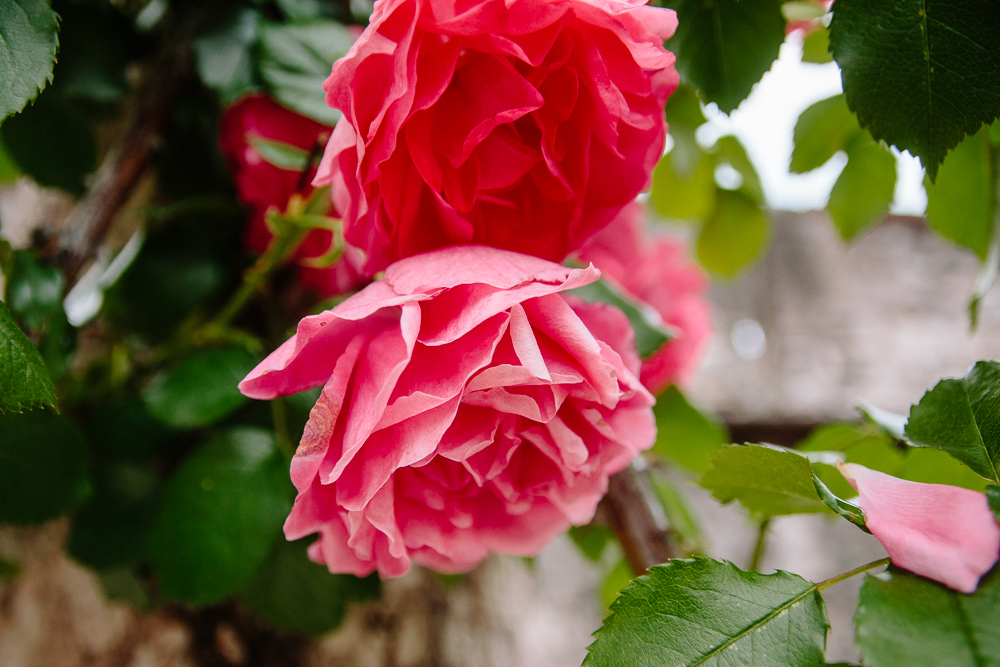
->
855;567;1000;666
259;20;355;125
569;524;616;563
986;486;1000;522
828;134;897;240
650;385;727;474
700;444;829;518
142;346;259;429
0;135;20;182
0;409;90;524
0;0;60;122
649;147;716;221
790;94;859;174
149;428;292;604
569;277;674;359
648;472;705;554
0;91;96;195
0;299;57;414
86;397;176;462
239;538;380;635
801;28;832;65
925;125;995;260
662;0;785;113
586;558;829;667
248;135;312;171
5;251;64;331
829;0;1000;180
600;558;635;611
905;360;1000;485
697;189;769;277
194;6;261;103
53;2;130;102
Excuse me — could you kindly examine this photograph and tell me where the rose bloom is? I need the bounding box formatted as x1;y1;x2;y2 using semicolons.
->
240;246;655;576
838;462;1000;593
219;94;367;296
577;202;710;394
315;0;679;273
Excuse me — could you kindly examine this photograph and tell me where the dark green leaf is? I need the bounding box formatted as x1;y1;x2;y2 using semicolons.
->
586;558;829;667
986;486;1000;521
790;94;859;174
97;568;152;611
258;21;355;125
697;189;770;276
240;538;380;635
0;135;20;181
0;299;57;414
194;7;261;103
925;126;994;260
856;566;1000;667
0;91;96;195
87;398;176;462
650;385;727;474
649;140;716;222
142;346;258;429
568;277;674;359
663;0;786;113
829;0;1000;180
5;251;63;331
0;409;89;524
664;84;707;130
827;133;897;240
700;444;829;517
53;4;130;102
905;360;1000;484
0;0;59;122
712;135;765;202
801;28;832;65
150;428;292;604
247;135;311;171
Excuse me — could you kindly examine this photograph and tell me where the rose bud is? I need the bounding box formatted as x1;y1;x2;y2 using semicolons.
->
240;246;656;577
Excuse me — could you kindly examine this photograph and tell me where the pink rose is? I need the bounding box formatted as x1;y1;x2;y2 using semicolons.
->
239;246;655;577
219;95;368;296
577;202;711;394
838;462;1000;593
315;0;679;273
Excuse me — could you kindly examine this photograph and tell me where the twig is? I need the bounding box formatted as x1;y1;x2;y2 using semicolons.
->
602;461;679;573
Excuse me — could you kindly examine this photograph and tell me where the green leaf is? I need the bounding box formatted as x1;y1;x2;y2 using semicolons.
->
142;346;258;429
0;409;89;524
700;444;829;518
648;471;705;554
905;360;1000;485
856;566;1000;667
194;7;261;103
856;399;909;442
987;486;1000;521
568;277;675;359
53;4;130;102
0;135;20;182
650;385;727;474
0;91;96;195
969;227;1000;330
801;28;832;65
712;135;765;202
0;0;59;122
4;251;63;331
663;0;786;113
827;133;897;240
87;398;176;462
925;126;994;260
600;557;635;611
150;428;292;604
790;94;859;174
0;299;57;414
649;140;716;222
811;471;867;530
258;21;355;125
569;524;616;563
829;0;1000;181
239;538;380;635
247;134;311;171
664;84;707;130
697;189;770;277
586;558;829;667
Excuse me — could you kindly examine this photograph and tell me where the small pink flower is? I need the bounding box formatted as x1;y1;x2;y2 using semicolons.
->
577;202;711;393
218;94;368;296
240;246;655;577
315;0;679;273
838;462;1000;593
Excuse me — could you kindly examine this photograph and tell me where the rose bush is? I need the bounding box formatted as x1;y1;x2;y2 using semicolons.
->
315;0;679;273
239;246;655;577
577;202;711;393
219;94;367;296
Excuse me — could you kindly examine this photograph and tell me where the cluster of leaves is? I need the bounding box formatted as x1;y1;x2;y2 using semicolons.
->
586;361;1000;666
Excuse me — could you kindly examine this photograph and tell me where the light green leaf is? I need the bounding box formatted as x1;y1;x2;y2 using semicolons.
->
150;428;292;604
664;84;707;130
0;0;59;123
829;0;1000;180
142;346;258;428
650;385;727;474
586;558;829;667
0;135;20;182
801;28;832;65
790;94;859;174
700;444;829;518
648;471;705;554
569;524;616;563
905;360;1000;485
697;189;770;276
827;133;897;240
925;126;994;260
712;135;765;202
259;21;355;125
662;0;786;113
600;557;635;611
649;141;716;222
856;567;1000;666
247;134;311;172
0;299;57;414
194;7;261;103
568;277;674;359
